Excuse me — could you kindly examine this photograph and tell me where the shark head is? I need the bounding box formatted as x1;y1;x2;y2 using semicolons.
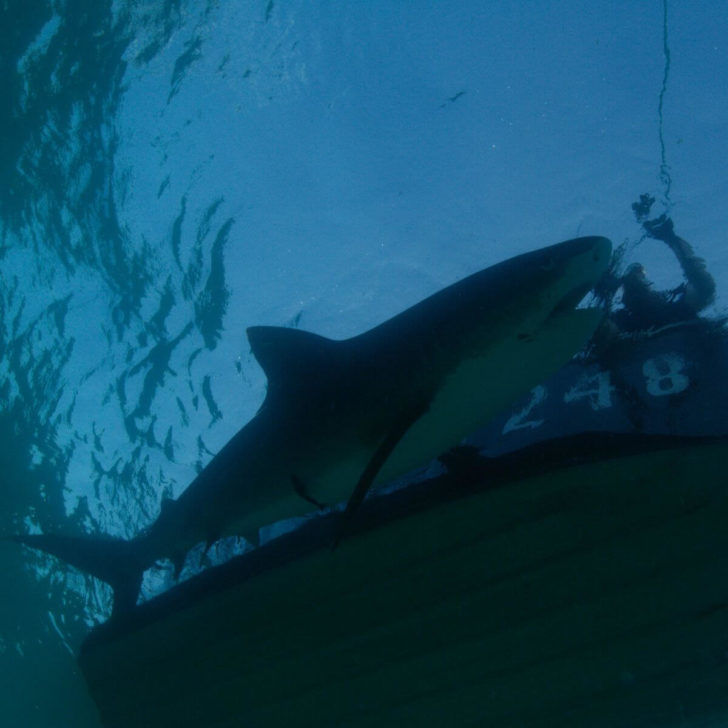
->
529;234;612;311
484;235;612;341
363;235;613;485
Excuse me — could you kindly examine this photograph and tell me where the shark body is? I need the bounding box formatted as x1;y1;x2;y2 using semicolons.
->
16;236;612;614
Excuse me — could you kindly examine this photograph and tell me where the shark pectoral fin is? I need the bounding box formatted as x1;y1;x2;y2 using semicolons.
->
332;400;429;548
291;474;328;510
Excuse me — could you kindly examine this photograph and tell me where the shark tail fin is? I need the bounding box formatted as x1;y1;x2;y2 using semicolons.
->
13;533;149;616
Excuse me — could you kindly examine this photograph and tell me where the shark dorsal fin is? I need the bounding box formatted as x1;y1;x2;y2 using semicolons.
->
247;326;340;388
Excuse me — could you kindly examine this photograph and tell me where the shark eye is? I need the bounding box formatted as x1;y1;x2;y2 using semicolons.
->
540;258;556;272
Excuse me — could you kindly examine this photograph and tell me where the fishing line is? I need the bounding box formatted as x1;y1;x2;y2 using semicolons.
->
657;0;673;212
628;1;674;243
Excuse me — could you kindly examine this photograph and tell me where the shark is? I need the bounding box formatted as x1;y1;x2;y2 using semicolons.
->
15;235;612;615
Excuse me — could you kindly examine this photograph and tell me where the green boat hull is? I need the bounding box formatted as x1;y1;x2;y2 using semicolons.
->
79;439;728;727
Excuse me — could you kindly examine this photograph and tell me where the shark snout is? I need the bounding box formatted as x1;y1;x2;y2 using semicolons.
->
542;236;612;323
591;235;613;269
571;235;612;289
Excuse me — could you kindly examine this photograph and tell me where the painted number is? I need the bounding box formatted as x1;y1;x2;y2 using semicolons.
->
503;385;547;434
563;371;615;410
642;353;689;396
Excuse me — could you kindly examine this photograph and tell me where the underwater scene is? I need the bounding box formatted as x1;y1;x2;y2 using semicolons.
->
2;1;728;726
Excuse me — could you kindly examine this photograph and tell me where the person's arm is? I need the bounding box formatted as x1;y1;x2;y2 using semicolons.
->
644;216;716;312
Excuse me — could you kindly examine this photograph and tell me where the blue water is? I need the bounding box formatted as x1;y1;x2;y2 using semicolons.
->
2;1;727;724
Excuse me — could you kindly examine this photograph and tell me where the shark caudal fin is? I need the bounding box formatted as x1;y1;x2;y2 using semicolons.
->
13;533;148;616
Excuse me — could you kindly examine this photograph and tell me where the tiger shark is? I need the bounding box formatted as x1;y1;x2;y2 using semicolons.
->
15;236;612;615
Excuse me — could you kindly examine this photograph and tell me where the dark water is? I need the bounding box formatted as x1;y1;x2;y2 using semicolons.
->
2;1;728;725
1;1;233;724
